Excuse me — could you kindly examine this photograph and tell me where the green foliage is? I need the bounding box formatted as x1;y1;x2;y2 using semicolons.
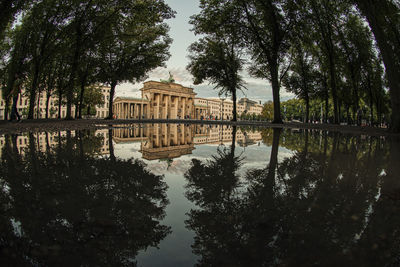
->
0;0;175;120
188;0;246;121
80;85;104;115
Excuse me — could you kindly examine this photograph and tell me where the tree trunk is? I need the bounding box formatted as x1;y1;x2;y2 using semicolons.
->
346;105;351;124
328;53;339;124
231;87;237;121
270;61;282;123
77;74;87;119
4;99;9;120
45;132;50;153
305;95;310;123
66;25;82;120
355;0;400;132
28;65;40;119
58;89;62;119
231;126;237;157
352;80;359;117
36;91;41;119
107;81;117;119
325;89;329;123
45;93;50;119
10;95;18;121
74;99;79;118
108;128;115;162
265;128;281;195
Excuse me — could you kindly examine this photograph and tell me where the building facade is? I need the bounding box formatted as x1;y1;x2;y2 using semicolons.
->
95;86;111;118
0;85;110;120
194;97;263;120
113;81;196;119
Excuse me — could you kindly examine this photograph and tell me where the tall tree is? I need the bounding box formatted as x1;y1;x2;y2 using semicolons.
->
307;0;349;124
19;0;68;119
62;0;110;120
283;45;317;123
188;0;246;122
187;37;245;121
2;25;29;120
97;0;174;120
240;0;297;123
352;0;400;132
335;13;378;124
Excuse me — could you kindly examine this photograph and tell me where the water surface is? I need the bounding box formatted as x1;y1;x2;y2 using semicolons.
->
0;124;399;266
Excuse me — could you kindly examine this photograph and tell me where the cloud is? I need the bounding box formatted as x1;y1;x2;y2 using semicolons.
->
115;66;295;103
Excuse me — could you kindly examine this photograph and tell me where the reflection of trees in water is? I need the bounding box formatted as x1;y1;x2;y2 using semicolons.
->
0;130;170;266
185;127;242;207
185;128;400;266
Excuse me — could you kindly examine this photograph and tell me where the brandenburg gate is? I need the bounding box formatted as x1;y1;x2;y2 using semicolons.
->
113;80;196;119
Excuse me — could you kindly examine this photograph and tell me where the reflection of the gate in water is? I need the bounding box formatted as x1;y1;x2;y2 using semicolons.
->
112;125;148;144
110;124;264;160
141;124;195;160
111;124;195;160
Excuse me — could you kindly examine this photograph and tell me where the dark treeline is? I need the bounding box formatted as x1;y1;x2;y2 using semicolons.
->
184;127;400;266
0;0;175;120
1;1;400;132
0;130;170;265
187;0;400;132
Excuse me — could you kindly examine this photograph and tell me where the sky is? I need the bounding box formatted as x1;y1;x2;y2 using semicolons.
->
115;0;294;103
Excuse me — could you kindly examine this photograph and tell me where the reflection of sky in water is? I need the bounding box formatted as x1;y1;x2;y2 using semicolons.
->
114;138;291;266
114;140;294;177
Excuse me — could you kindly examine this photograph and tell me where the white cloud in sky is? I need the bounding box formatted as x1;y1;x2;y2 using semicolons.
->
116;66;294;103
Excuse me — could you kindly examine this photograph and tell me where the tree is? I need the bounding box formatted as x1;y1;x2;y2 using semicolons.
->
81;85;104;116
2;25;30;121
307;0;351;124
261;101;274;121
240;0;298;123
283;46;317;123
187;37;245;122
0;0;31;39
351;0;400;132
17;0;69;119
97;0;174;119
188;0;246;122
61;0;111;120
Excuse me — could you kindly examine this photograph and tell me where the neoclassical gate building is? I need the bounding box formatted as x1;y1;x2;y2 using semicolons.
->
113;81;196;119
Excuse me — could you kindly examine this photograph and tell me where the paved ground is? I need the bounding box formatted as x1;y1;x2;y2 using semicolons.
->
0;118;398;136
